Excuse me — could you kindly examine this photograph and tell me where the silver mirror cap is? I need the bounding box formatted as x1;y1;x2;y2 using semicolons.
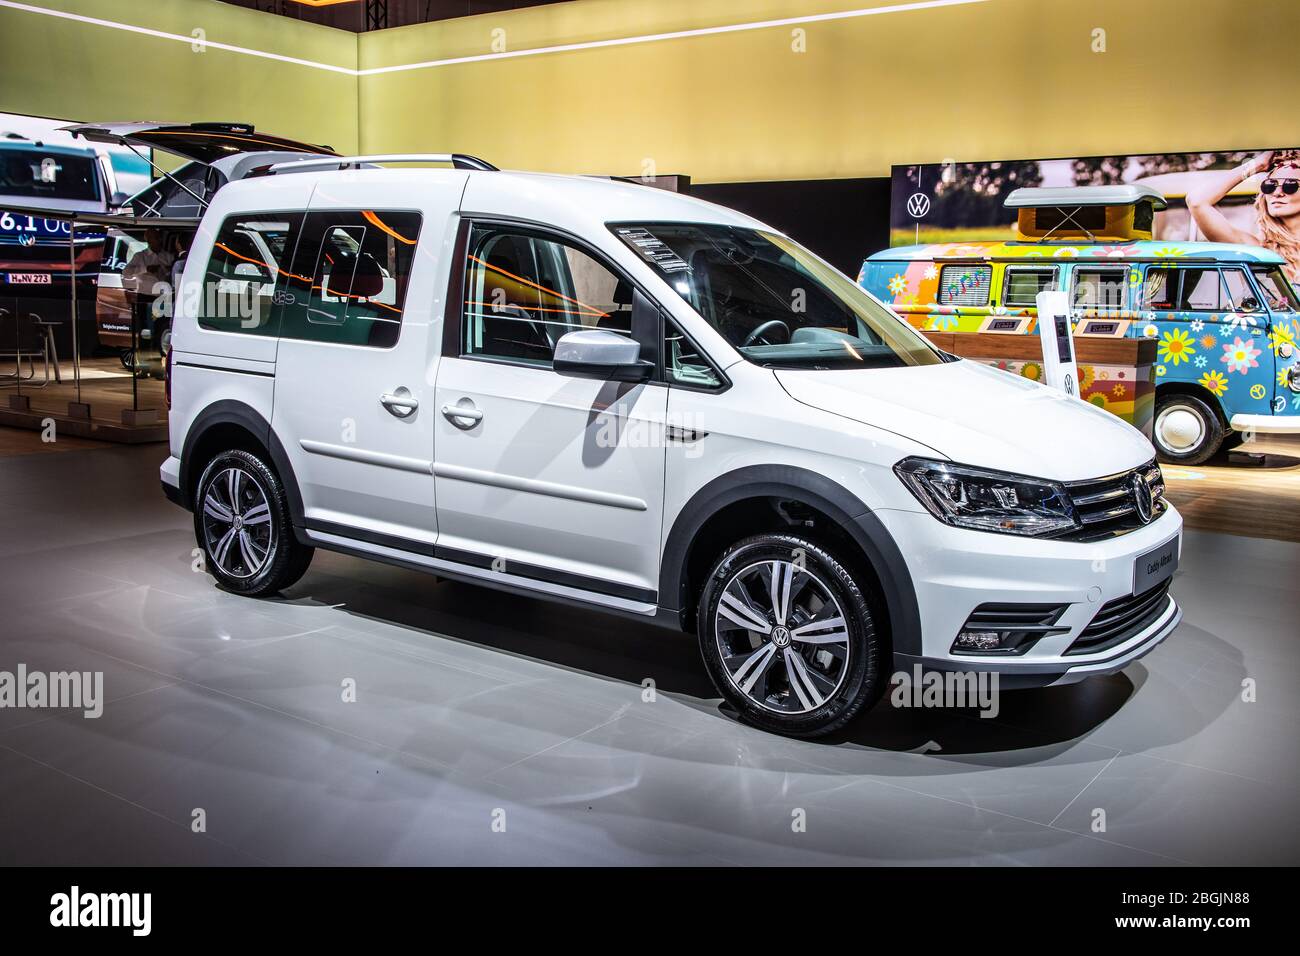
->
553;329;649;382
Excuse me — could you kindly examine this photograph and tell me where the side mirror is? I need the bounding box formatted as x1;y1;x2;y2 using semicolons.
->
553;328;651;382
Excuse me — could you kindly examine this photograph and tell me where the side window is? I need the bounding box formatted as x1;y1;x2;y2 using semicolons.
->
1177;267;1222;311
936;264;991;306
461;224;632;366
1222;268;1262;312
278;209;421;349
664;320;722;389
1002;267;1057;308
1142;266;1179;311
1071;267;1128;311
196;212;303;335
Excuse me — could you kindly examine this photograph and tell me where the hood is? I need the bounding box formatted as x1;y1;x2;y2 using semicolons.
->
775;360;1155;482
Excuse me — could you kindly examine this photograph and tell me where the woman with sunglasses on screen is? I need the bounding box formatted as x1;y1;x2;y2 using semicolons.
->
1188;149;1300;281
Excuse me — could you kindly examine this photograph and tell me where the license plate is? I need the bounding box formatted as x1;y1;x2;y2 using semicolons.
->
1134;535;1178;593
6;272;51;284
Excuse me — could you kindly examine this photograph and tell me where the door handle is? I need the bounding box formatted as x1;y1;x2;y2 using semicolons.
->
441;400;483;429
381;388;419;418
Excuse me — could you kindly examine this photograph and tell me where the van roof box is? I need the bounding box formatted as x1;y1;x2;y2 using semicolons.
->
1004;185;1168;242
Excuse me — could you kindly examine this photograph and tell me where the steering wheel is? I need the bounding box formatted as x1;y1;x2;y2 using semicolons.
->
742;319;791;348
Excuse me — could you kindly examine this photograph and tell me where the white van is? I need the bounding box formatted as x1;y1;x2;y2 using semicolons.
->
161;154;1182;737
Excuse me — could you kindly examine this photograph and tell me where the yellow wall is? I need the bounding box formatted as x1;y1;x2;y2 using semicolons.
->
358;0;1300;182
2;0;1296;185
0;0;359;155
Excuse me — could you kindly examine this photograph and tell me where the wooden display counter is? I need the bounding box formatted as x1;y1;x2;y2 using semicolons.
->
924;332;1157;438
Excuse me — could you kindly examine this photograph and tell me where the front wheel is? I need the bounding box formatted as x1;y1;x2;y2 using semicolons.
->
697;533;884;738
193;449;313;596
1153;394;1225;465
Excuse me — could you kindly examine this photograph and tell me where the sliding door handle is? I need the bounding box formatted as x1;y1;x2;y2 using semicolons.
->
381;388;419;418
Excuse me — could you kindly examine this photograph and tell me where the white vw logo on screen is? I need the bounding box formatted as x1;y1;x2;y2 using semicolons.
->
906;193;931;218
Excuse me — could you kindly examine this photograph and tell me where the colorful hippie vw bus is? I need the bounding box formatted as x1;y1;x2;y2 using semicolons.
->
860;185;1300;464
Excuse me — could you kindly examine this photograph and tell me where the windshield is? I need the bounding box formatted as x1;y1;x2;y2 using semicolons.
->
1250;266;1298;312
0;147;100;202
611;223;942;370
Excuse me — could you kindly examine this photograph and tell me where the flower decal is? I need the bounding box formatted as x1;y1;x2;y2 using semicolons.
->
1158;328;1196;365
1189;319;1205;333
1199;370;1229;397
1221;337;1262;375
1200;333;1217;349
1152;246;1187;259
1156;364;1167;377
1022;362;1043;382
1224;312;1261;333
1268;320;1295;356
887;273;908;297
1142;324;1159;338
923;264;938;281
1194;355;1207;368
1112;383;1125;397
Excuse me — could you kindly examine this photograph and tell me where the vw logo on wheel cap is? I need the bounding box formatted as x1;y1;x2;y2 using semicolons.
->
1130;472;1154;524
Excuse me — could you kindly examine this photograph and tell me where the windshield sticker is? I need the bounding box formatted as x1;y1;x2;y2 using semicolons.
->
615;227;690;274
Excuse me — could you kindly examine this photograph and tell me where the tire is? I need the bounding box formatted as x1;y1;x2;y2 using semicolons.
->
1153;393;1225;465
193;449;313;596
697;533;884;738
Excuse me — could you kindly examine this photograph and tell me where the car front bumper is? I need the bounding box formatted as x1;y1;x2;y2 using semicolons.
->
877;503;1184;687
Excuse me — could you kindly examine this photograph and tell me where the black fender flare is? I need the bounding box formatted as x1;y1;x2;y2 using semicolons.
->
658;464;923;657
178;400;304;528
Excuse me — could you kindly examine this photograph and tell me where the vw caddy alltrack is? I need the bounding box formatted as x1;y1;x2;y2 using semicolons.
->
160;155;1183;737
861;185;1300;465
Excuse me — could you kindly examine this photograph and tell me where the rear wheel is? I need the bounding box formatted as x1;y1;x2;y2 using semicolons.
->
193;449;313;596
1153;394;1225;466
697;533;884;738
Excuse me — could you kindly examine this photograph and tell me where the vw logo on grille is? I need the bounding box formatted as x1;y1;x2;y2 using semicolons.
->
1130;471;1154;524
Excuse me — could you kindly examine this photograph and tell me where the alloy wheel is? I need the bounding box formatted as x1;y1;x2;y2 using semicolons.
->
201;466;273;579
714;559;851;714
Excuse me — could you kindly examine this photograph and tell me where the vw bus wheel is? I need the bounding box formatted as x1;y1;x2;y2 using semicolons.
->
1154;394;1224;466
193;450;313;596
697;534;883;738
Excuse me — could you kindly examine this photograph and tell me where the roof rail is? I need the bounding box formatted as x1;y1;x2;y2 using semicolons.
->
266;153;497;174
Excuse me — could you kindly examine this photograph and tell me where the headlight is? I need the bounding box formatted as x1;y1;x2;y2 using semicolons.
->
1286;365;1300;394
894;457;1075;536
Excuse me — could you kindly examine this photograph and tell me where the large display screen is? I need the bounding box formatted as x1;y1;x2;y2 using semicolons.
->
890;147;1300;282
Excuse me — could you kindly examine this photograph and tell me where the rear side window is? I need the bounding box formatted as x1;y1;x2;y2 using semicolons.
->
196;212;303;336
278;210;422;349
1177;267;1222;311
937;264;991;306
1071;267;1128;310
1002;267;1057;308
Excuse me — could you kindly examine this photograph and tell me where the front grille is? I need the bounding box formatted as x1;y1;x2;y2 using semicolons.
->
1066;579;1173;655
956;602;1069;655
1059;461;1166;542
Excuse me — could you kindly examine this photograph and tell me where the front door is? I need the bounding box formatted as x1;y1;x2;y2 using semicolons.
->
432;221;667;601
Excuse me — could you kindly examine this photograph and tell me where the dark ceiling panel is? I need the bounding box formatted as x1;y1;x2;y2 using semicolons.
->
217;0;559;32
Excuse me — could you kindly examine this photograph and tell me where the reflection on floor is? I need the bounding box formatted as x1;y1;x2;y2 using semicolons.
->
0;355;167;441
1162;435;1300;543
0;441;1296;865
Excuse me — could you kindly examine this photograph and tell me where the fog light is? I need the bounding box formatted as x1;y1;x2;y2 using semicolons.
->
954;630;1005;651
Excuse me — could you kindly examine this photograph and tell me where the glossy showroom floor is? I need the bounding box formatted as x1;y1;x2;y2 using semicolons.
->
1;438;1297;866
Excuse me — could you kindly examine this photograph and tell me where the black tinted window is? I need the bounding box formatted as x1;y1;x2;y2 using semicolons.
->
195;212;303;336
279;210;421;349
